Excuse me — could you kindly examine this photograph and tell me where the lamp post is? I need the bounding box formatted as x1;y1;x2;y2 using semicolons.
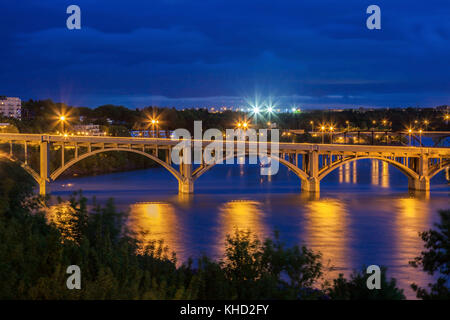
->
408;129;412;146
345;121;350;143
320;126;325;144
59;115;67;134
329;126;334;144
419;129;423;146
310;121;314;133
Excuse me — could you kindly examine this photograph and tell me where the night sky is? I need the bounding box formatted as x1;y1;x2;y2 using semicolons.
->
0;0;449;109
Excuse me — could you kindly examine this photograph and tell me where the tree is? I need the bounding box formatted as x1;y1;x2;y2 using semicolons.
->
328;267;405;300
410;209;450;299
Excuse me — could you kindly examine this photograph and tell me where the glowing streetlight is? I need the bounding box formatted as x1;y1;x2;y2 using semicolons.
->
329;126;335;144
408;128;413;146
58;115;68;133
320;125;326;144
310;121;314;132
419;129;423;146
242;122;248;128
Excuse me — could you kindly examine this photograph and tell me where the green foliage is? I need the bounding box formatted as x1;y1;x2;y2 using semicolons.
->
410;209;450;299
328;267;405;300
218;230;324;299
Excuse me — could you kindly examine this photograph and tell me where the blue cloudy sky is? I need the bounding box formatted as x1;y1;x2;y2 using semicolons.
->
0;0;449;109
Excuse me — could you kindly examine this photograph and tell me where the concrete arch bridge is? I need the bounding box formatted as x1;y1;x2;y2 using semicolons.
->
0;133;449;195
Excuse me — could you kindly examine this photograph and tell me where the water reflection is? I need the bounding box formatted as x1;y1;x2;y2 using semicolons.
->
381;161;390;188
393;197;432;292
338;162;355;184
304;199;350;274
344;163;351;183
128;202;184;261
46;202;79;243
216;200;268;255
371;160;379;186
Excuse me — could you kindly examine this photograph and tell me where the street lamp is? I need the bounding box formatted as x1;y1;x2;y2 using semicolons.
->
329;126;334;144
320;125;325;144
419;129;423;146
310;121;314;132
408;128;413;146
148;118;160;137
59;115;67;134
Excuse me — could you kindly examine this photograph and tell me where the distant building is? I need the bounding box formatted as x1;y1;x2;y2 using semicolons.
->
73;124;103;136
131;130;173;138
0;96;21;119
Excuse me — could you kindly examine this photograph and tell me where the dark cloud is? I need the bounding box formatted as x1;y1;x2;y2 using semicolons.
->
0;0;449;108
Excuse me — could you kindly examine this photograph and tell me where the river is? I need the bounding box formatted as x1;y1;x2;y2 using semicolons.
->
49;158;449;298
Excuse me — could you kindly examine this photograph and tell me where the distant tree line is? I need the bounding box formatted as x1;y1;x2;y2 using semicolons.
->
2;99;447;136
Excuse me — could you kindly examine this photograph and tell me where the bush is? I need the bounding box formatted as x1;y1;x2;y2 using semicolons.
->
410;209;450;299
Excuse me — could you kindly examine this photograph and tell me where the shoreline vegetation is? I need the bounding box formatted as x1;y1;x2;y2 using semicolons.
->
0;161;448;299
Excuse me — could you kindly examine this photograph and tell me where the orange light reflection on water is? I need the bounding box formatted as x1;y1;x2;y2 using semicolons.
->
128;202;184;261
304;199;350;278
216;200;268;256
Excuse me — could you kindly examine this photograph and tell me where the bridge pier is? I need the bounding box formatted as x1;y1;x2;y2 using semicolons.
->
179;178;194;193
301;178;320;193
408;177;430;191
179;161;194;193
39;141;49;196
39;179;47;196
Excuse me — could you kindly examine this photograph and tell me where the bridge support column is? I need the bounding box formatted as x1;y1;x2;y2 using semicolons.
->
301;177;320;192
179;161;194;193
301;150;320;193
408;177;430;191
179;178;194;193
39;141;49;196
408;155;430;191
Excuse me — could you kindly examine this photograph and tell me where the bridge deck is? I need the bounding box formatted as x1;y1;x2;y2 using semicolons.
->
0;133;449;157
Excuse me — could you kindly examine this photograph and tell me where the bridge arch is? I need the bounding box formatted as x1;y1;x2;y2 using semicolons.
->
50;148;182;182
192;152;309;182
428;160;450;180
318;156;419;181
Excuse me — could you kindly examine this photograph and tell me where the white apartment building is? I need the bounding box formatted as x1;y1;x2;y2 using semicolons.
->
0;96;21;119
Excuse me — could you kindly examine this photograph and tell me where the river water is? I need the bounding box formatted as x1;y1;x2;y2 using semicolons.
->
49;158;449;298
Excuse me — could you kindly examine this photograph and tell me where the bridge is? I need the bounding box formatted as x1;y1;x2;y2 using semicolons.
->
298;130;450;146
0;133;449;195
